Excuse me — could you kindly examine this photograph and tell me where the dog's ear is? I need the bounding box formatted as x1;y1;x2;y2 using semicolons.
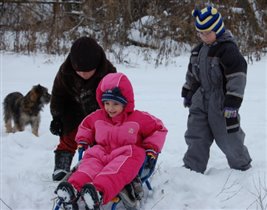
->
33;85;50;100
34;84;41;91
29;87;39;101
36;85;41;91
34;84;44;94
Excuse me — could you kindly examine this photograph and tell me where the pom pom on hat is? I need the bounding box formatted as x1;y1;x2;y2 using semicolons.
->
192;6;225;38
101;87;127;105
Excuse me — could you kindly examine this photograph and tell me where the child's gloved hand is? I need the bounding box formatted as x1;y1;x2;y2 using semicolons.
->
223;107;239;133
183;97;192;108
77;142;89;151
145;149;158;169
223;107;238;118
77;142;88;160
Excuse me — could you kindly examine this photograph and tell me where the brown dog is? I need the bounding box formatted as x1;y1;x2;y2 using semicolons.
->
3;84;51;136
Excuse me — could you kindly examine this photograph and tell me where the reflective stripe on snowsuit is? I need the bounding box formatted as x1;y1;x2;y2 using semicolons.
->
183;31;252;173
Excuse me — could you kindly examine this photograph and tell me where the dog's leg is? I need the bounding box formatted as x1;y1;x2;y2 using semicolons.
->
31;115;40;137
4;109;14;133
14;121;24;132
14;113;26;132
5;118;14;133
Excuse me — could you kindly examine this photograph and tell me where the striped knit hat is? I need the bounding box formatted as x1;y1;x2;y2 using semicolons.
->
101;87;127;105
192;6;225;38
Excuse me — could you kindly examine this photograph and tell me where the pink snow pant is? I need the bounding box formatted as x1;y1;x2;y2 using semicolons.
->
68;144;146;204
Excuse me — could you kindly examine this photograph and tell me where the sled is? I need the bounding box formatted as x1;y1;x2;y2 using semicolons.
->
110;154;158;210
54;148;158;210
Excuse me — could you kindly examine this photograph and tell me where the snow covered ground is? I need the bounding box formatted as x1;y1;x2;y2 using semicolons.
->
0;51;266;210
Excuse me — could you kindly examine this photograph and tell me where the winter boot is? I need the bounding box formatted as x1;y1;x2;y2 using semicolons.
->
55;181;79;210
131;176;144;200
80;183;102;210
53;150;74;181
119;184;139;209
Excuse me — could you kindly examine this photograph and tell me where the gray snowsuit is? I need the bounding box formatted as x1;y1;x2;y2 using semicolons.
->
182;31;252;173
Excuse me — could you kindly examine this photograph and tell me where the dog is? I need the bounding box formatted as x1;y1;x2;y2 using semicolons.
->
3;84;51;137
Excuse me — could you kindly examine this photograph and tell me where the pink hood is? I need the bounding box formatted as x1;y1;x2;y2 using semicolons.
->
96;72;134;113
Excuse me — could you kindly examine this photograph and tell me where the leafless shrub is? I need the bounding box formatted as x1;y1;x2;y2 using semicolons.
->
0;0;266;64
215;170;243;202
247;173;267;210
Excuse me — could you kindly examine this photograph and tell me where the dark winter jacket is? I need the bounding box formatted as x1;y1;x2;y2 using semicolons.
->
182;30;247;109
50;51;116;135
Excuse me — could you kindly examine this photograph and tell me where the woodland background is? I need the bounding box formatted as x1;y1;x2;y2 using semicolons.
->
0;0;267;64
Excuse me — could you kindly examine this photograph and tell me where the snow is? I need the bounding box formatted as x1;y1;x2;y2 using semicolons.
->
0;51;267;210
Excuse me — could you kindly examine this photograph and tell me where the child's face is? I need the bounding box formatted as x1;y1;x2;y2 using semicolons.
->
198;31;216;45
103;100;124;118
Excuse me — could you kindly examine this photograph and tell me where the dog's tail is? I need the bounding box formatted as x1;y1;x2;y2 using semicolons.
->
3;92;23;123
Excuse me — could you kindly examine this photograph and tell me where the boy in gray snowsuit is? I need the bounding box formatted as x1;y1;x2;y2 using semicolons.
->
181;6;252;173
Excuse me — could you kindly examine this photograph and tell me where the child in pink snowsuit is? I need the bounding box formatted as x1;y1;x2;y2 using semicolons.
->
55;72;167;210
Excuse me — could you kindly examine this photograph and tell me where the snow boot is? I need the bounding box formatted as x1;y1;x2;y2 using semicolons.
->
55;181;79;210
131;176;144;200
119;184;139;210
80;183;102;210
53;150;74;181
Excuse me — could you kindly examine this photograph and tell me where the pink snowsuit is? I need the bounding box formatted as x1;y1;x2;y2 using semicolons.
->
68;72;167;204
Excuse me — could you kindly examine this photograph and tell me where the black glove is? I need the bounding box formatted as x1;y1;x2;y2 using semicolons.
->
181;87;193;108
50;118;63;136
223;107;239;133
183;97;192;108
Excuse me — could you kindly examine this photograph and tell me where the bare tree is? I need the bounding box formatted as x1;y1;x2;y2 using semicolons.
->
0;0;266;62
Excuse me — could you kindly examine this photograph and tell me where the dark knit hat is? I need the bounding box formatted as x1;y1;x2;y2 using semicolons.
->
192;6;225;38
101;87;127;105
70;37;102;72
